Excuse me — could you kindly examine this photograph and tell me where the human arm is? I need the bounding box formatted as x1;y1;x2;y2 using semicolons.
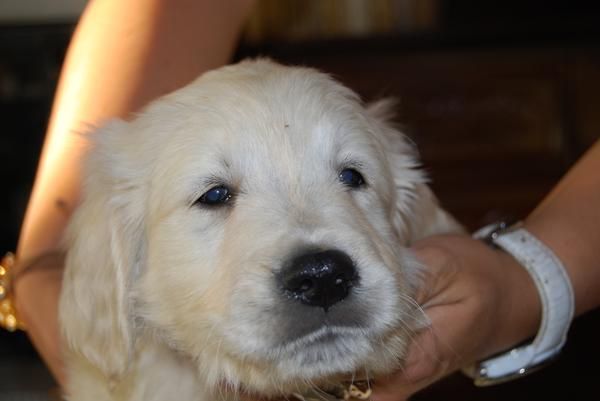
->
15;0;254;387
372;140;600;400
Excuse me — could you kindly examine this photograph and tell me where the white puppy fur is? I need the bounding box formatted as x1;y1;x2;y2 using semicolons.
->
59;59;462;401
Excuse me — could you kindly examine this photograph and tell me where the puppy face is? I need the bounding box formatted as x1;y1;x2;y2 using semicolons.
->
61;60;457;397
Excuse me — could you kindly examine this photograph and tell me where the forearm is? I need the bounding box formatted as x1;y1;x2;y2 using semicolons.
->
15;0;254;386
18;0;254;262
524;140;600;317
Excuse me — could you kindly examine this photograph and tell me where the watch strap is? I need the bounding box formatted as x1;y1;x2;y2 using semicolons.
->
467;223;574;385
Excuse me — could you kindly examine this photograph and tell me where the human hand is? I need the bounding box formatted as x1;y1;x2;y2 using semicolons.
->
371;234;541;401
13;251;66;387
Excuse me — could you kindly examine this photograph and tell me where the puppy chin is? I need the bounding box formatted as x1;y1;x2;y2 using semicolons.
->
275;331;406;382
208;328;408;397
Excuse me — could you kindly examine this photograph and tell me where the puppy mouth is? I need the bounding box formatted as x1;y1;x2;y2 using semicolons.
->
280;324;367;353
269;324;375;373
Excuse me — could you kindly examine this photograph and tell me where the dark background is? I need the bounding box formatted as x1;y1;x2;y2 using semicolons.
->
1;1;598;399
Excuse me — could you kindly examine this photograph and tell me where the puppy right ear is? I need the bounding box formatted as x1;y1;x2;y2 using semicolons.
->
367;99;464;242
60;120;144;379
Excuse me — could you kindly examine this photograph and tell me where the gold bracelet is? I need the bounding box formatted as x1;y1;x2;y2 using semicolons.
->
0;252;26;331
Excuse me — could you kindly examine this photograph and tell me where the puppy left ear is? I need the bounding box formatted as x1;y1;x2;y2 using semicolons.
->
367;100;464;243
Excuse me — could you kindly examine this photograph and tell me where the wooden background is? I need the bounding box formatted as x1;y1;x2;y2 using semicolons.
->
1;1;599;399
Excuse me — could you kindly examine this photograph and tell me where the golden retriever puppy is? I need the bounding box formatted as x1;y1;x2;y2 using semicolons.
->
59;59;461;401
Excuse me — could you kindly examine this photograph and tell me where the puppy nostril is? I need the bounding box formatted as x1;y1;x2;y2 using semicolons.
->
287;277;314;294
279;249;359;310
299;279;313;292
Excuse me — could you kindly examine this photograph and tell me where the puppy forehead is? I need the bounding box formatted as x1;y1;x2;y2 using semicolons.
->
189;63;369;143
157;64;383;185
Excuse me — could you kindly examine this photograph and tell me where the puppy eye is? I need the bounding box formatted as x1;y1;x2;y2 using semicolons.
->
197;185;232;206
339;168;365;188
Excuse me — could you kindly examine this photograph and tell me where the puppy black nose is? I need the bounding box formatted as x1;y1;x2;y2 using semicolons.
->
279;249;358;310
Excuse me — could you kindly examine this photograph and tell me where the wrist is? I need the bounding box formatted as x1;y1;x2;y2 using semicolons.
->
9;252;66;385
10;251;65;328
492;249;542;354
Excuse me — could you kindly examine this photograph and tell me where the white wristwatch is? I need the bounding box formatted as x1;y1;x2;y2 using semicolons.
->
464;222;575;386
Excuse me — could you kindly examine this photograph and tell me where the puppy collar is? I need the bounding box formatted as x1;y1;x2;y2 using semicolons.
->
294;380;372;400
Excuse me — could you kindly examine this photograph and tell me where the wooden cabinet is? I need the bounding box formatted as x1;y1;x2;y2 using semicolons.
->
572;52;600;149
